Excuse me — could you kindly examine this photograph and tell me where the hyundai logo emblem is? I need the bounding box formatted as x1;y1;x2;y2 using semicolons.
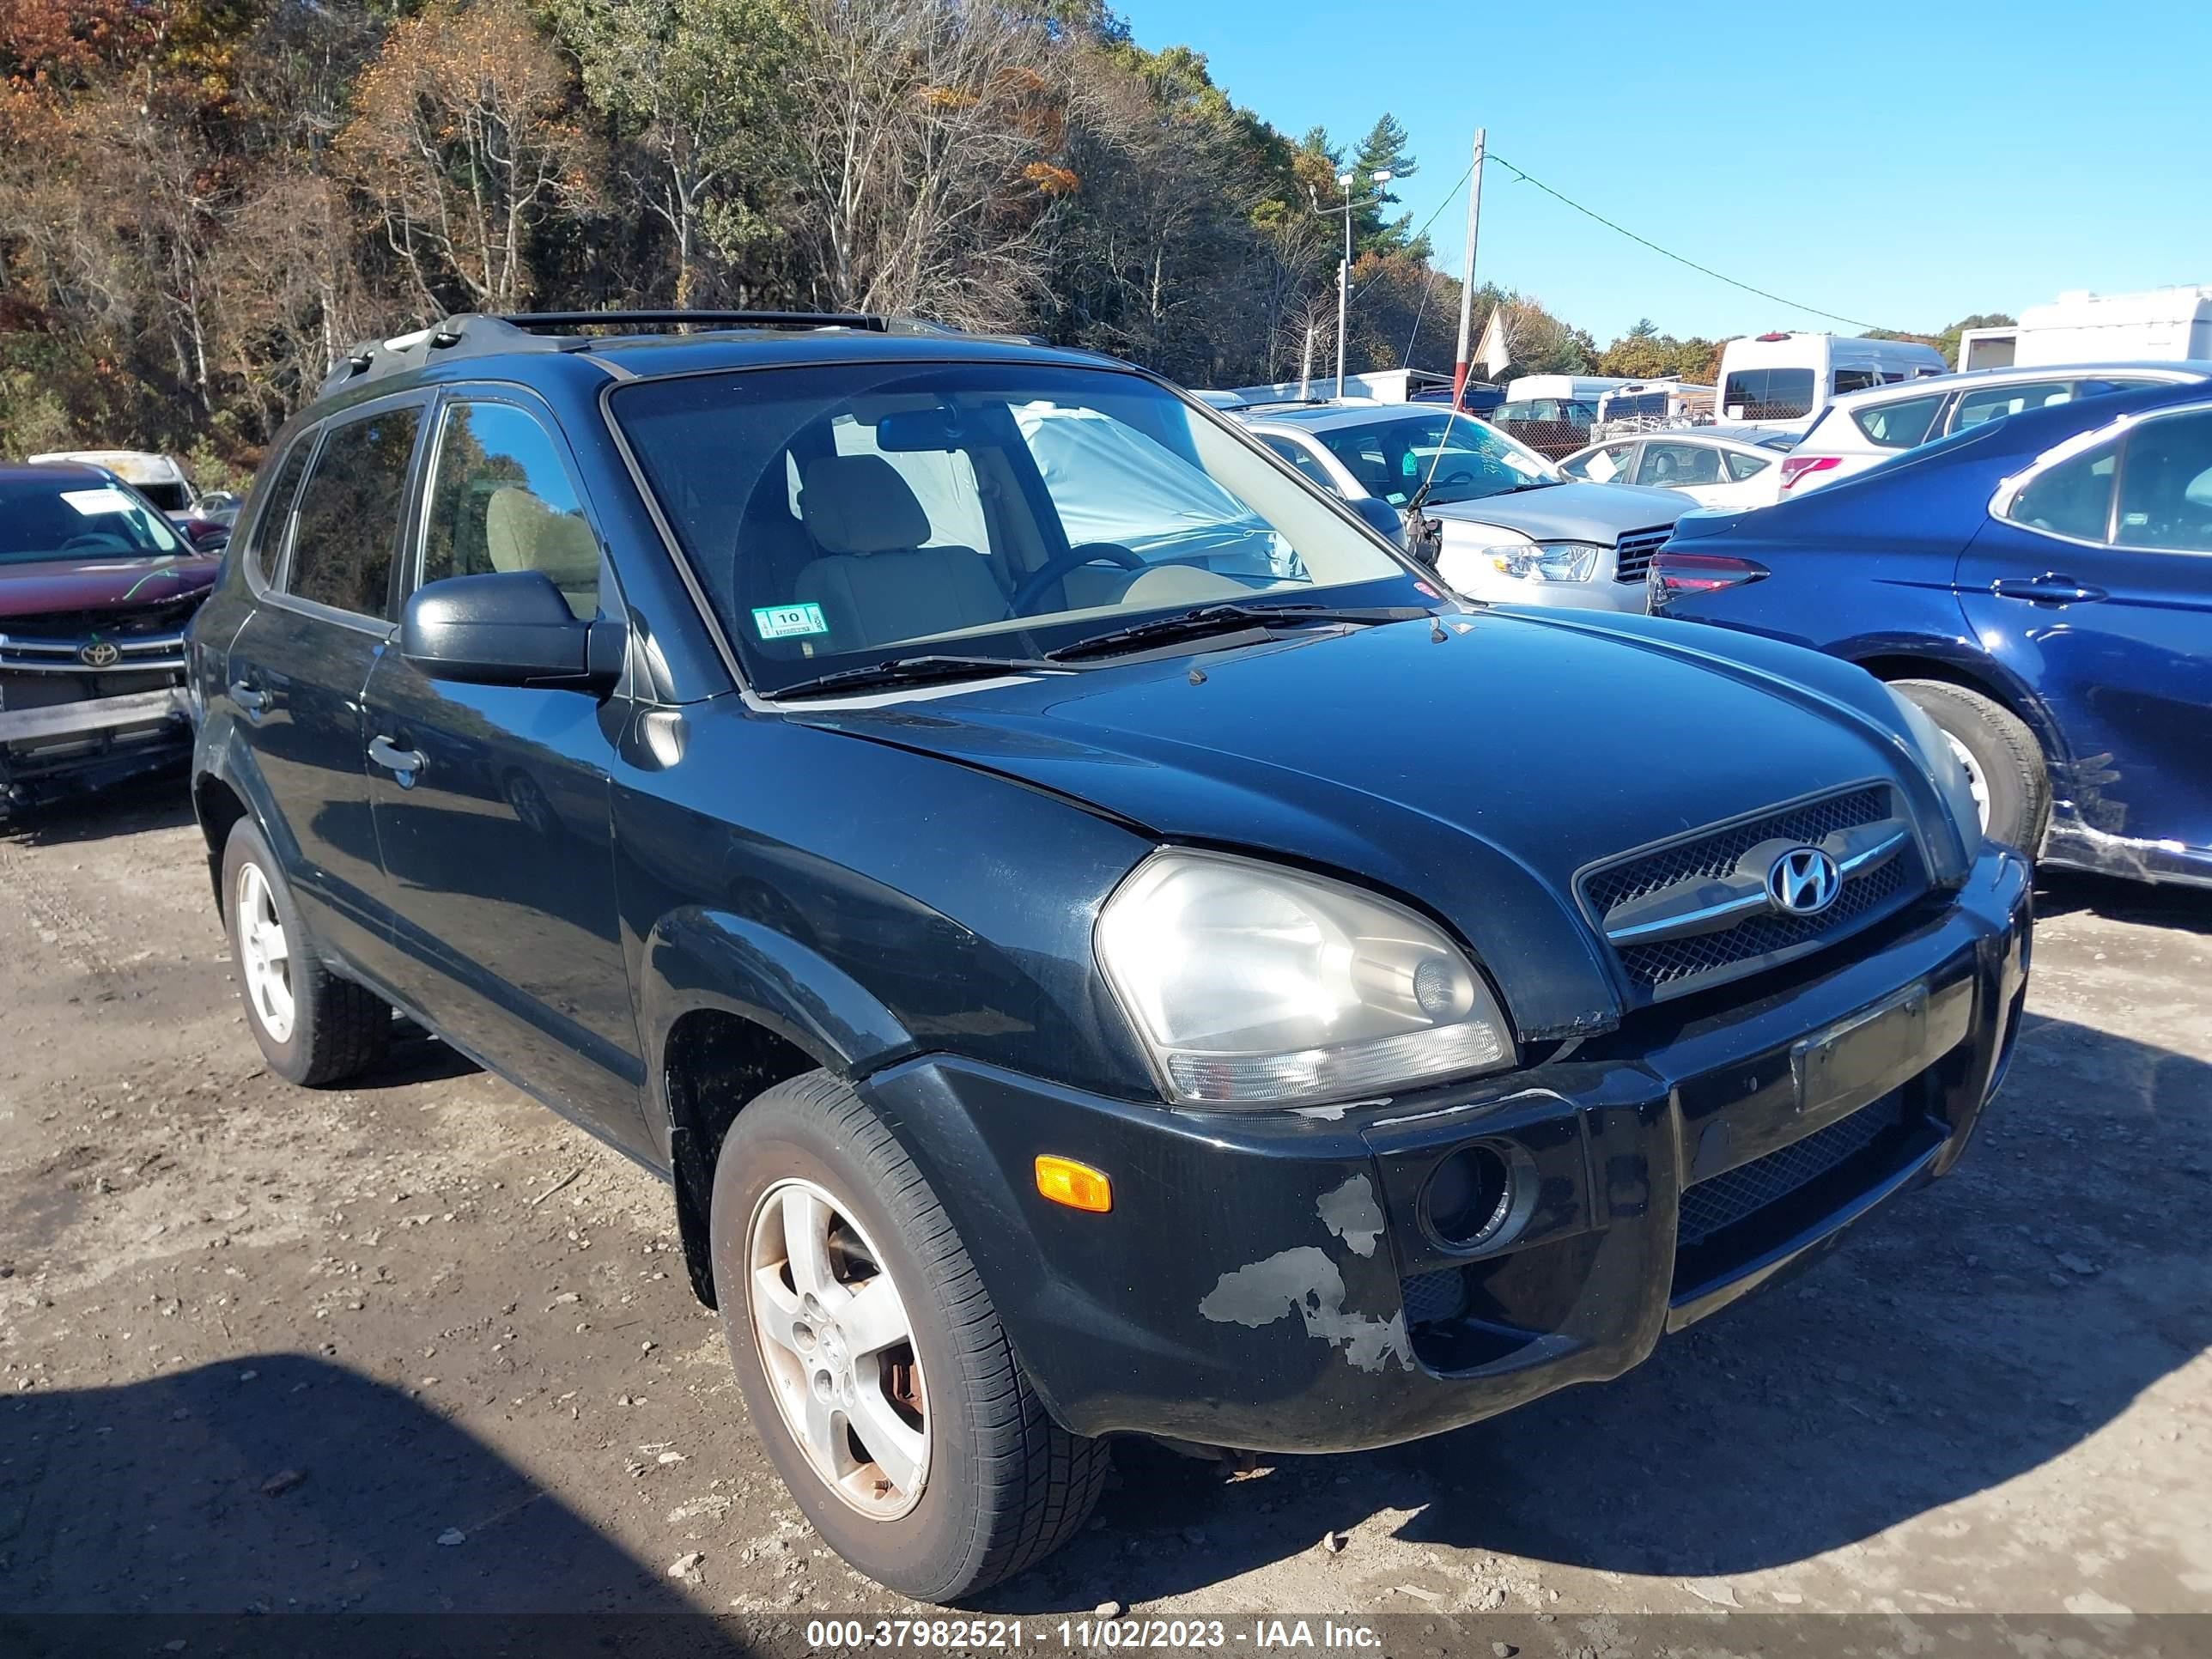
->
1766;847;1842;917
78;640;120;669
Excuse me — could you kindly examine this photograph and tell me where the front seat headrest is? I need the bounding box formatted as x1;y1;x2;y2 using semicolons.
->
799;454;932;556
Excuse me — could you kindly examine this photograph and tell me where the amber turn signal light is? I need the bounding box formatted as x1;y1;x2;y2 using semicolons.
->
1034;1155;1112;1213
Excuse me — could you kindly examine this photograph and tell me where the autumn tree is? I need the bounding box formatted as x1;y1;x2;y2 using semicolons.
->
780;0;1072;325
337;0;596;319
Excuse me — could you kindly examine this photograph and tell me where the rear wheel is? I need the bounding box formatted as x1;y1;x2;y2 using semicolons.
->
709;1072;1108;1601
1889;678;2051;854
221;817;390;1085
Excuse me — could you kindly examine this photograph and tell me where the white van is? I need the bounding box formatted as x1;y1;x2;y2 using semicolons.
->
1967;286;2212;370
1714;332;1945;428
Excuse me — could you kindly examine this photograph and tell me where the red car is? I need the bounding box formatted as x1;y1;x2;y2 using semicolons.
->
1;462;220;814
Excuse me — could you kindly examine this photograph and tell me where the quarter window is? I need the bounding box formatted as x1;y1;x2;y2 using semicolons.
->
2006;445;2116;543
2114;408;2212;552
1723;450;1771;481
422;402;599;618
1261;435;1341;492
1853;393;1944;450
284;406;420;618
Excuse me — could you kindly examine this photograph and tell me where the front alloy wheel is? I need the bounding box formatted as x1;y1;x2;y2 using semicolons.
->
746;1178;929;1518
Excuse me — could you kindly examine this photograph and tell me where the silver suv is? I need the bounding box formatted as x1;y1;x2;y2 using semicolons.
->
1236;402;1684;613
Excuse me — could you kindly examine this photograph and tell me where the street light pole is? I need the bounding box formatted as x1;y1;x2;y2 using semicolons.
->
1315;167;1391;401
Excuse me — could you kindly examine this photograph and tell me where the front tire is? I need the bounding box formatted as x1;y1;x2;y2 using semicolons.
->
1890;678;2051;855
709;1072;1108;1601
221;817;390;1086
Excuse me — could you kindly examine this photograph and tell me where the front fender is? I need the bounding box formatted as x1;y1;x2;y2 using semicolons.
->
635;905;919;1162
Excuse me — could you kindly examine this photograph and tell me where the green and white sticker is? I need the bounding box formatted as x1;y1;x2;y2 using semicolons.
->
751;602;829;641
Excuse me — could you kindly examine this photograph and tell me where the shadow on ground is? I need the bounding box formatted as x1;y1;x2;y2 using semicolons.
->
2037;867;2212;934
0;774;195;848
985;1006;2212;1608
0;1356;752;1656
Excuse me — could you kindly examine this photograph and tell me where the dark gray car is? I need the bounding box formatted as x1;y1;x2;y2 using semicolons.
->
1238;402;1686;611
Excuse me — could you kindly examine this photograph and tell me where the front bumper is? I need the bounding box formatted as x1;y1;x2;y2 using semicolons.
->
863;844;2031;1452
0;685;194;808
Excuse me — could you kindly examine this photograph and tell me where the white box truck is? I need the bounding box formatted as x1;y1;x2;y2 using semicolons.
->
1963;287;2212;371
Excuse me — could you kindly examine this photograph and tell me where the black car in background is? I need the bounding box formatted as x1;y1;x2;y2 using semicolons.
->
186;309;2028;1600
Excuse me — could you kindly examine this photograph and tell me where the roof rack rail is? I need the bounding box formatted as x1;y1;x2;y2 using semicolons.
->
496;309;889;334
318;307;916;397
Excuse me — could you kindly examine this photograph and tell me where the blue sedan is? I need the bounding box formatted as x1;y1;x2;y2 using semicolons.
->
1652;380;2212;887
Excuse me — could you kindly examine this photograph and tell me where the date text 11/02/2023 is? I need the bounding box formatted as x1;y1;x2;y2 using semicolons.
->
803;1619;1385;1650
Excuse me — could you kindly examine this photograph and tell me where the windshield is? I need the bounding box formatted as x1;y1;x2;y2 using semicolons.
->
0;477;187;565
611;362;1424;694
1309;411;1559;507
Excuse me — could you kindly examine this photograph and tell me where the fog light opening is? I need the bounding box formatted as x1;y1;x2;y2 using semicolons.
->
1423;1144;1518;1251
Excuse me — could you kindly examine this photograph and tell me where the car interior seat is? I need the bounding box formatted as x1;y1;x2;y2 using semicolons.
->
793;454;1007;651
484;486;600;618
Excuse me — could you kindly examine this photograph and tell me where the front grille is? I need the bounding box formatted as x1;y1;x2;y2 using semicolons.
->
1611;526;1674;584
1619;854;1908;989
1584;787;1918;997
1678;1092;1902;1248
0;596;203;640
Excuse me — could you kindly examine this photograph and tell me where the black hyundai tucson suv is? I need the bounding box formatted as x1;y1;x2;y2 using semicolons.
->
186;310;2031;1601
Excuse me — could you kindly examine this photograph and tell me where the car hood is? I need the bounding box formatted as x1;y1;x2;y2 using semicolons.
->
790;610;1946;1039
0;552;220;622
1429;480;1682;542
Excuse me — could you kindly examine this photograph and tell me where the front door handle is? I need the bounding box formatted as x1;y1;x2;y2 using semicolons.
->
1990;574;2107;605
229;681;268;718
368;735;426;784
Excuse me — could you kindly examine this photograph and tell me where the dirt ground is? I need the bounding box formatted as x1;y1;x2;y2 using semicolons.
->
3;781;2209;1635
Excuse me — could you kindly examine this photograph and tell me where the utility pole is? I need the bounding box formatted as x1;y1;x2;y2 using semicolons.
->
1313;167;1392;401
1450;127;1486;405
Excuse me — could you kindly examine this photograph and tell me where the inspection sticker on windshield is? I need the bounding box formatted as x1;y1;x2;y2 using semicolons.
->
60;487;136;517
751;602;829;641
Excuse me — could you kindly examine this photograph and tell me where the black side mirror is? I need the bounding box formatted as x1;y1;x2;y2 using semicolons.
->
400;570;624;693
1350;494;1409;547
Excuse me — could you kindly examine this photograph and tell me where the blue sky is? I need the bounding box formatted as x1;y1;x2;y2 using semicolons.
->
1111;0;2212;346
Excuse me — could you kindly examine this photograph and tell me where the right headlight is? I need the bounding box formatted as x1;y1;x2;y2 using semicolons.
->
1486;542;1601;583
1094;849;1514;1108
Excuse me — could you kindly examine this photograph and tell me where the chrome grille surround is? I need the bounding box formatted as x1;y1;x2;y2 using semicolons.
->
1580;785;1927;1001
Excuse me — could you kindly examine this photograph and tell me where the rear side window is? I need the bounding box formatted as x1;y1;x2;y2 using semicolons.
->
285;406;421;618
2114;407;2212;552
242;432;315;582
2006;445;2116;543
1954;381;2075;431
1853;393;1945;450
1723;450;1771;481
1721;368;1815;420
422;402;599;619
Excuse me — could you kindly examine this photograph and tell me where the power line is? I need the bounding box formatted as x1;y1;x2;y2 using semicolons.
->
1484;152;1882;332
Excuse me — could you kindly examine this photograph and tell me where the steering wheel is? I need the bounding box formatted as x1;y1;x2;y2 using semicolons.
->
60;533;125;553
1008;542;1146;616
1434;469;1475;488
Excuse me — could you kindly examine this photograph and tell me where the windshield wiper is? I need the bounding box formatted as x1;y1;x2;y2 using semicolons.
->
766;653;1076;700
1045;602;1430;663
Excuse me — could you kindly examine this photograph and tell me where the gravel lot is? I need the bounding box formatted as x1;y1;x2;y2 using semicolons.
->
3;782;2208;1632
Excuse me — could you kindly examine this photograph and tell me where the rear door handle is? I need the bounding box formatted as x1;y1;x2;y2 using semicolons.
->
368;735;426;784
1990;574;2107;605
